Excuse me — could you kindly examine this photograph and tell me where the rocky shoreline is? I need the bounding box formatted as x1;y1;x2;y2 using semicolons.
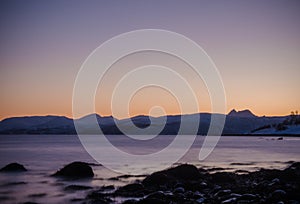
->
85;163;300;204
0;162;299;204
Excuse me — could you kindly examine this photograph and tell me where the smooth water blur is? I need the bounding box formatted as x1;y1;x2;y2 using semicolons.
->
0;135;299;203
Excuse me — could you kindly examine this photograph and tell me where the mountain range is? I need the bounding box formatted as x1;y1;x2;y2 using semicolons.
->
0;109;299;135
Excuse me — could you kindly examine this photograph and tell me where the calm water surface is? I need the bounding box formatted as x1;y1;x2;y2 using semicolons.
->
0;135;299;203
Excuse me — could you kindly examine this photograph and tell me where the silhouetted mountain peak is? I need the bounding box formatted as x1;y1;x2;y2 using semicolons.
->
228;109;256;118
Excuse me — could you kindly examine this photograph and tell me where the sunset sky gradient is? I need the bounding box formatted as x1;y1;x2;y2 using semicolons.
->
0;0;300;120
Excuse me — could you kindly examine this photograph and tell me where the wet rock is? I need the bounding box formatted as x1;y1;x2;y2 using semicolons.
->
1;181;27;187
86;191;113;204
84;162;300;204
122;199;138;204
142;172;169;186
272;178;280;183
211;172;236;183
288;162;300;170
70;198;84;202
173;187;185;194
270;189;286;201
115;183;145;197
21;202;39;204
199;181;208;188
28;193;47;198
174;182;184;189
239;193;258;201
145;191;167;200
53;162;94;178
213;184;222;191
221;197;237;204
230;193;242;198
118;183;144;192
0;163;27;172
269;178;280;186
142;164;202;189
64;185;92;191
214;189;232;197
195;197;205;203
193;191;204;199
235;170;249;174
137;197;166;204
100;185;115;191
0;196;12;201
184;190;193;198
164;164;202;180
135;191;172;204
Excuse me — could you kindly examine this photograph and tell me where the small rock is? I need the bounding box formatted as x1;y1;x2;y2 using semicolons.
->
0;163;27;172
272;178;280;183
214;189;232;197
145;191;166;200
122;199;138;204
174;182;184;189
195;197;205;203
230;193;242;198
173;187;185;194
184;190;193;197
199;181;208;188
213;185;222;191
193;191;204;199
240;193;257;201
28;193;47;198
271;189;286;201
139;197;165;204
269;178;280;186
100;185;115;191
221;197;237;204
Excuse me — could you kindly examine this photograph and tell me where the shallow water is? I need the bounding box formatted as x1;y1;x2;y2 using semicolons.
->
0;135;299;203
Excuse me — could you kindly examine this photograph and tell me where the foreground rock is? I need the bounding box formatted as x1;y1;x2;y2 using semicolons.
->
0;163;27;172
53;161;94;178
84;162;300;204
142;164;203;188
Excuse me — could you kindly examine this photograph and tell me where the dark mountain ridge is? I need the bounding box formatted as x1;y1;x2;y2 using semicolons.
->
0;110;297;135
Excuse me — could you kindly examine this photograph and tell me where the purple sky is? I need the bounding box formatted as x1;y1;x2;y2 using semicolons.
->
1;0;300;119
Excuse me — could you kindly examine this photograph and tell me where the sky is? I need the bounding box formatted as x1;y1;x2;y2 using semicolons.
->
0;0;300;120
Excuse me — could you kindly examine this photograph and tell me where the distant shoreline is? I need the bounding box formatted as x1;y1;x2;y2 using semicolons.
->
0;134;299;136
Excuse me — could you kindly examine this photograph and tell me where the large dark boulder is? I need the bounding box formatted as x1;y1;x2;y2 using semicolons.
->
142;164;202;188
164;164;202;180
0;163;27;172
53;161;94;178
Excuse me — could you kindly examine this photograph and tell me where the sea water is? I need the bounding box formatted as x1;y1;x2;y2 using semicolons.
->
0;135;299;203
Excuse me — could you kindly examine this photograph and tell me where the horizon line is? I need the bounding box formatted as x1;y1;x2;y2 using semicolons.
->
0;109;294;122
